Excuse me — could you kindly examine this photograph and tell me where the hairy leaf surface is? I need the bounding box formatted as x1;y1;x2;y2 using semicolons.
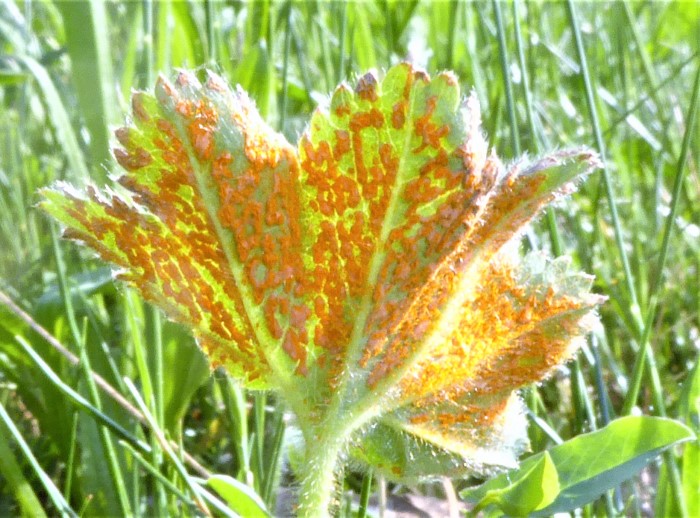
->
41;64;603;478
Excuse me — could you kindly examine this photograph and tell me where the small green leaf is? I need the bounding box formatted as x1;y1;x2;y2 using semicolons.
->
472;452;559;516
205;474;270;518
678;360;700;516
160;326;210;430
36;267;114;309
463;416;695;516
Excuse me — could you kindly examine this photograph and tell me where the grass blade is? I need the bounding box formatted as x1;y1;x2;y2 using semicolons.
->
122;377;212;516
14;55;90;182
492;0;521;157
56;0;117;180
0;418;48;518
14;334;151;456
565;0;641;326
357;470;373;518
0;402;76;518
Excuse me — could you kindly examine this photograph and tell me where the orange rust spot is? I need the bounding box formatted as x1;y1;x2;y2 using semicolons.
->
189;122;214;161
355;72;378;102
282;329;307;374
186;100;219;161
400;69;415;100
412;96;450;152
333;130;351;159
114;147;153;171
349;112;371;132
290;304;311;329
440;71;458;86
412;69;429;83
132;93;150;121
264;297;283;340
313;296;326;316
176;99;193;118
334;101;351;118
348;108;384;133
368;108;384;128
156;118;177;137
379;143;397;173
115;127;130;146
391;100;407;129
158;78;176;99
176;71;194;86
303;139;332;166
212;152;233;181
205;75;226;92
409;413;430;425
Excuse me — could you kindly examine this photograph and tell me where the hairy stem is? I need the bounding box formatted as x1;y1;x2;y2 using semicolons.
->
296;433;345;518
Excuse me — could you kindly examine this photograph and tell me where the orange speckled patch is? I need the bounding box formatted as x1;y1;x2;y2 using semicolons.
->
399;257;595;403
296;63;500;387
41;71;307;386
41;61;602;429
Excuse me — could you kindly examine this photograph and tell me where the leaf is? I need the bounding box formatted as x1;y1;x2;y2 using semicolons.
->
352;251;604;481
678;359;700;517
462;416;696;516
40;64;603;479
205;475;270;518
160;325;210;430
351;394;529;483
471;452;559;516
36;267;114;310
40;70;303;389
295;65;601;417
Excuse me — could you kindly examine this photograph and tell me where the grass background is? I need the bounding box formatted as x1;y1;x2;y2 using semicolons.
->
0;0;698;516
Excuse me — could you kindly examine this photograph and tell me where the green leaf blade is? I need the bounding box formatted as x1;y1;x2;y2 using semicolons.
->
205;475;270;518
462;416;696;516
57;0;117;177
473;452;560;516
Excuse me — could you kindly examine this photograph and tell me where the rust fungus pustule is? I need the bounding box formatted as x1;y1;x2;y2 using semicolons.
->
355;71;379;102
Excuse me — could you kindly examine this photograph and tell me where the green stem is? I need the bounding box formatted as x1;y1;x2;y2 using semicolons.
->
262;403;286;508
357;470;373;518
296;433;345;518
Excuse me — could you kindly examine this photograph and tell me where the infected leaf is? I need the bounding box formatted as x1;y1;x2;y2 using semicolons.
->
40;64;603;481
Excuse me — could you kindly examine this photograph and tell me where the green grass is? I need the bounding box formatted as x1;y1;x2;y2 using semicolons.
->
1;1;698;516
